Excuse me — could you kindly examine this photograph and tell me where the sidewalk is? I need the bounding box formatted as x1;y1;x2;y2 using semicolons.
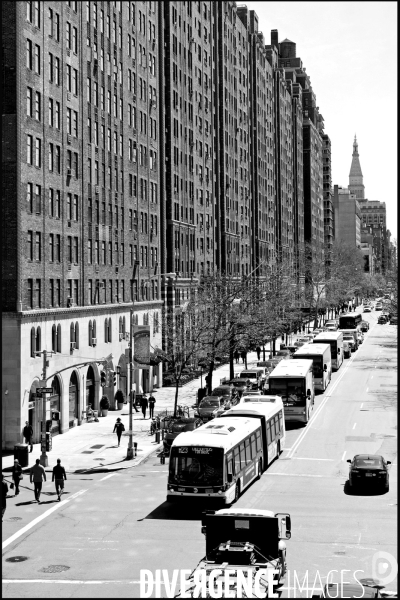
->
2;347;279;475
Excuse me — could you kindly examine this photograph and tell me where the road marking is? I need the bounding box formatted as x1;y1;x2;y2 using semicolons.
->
99;474;115;481
291;457;334;461
341;450;347;461
268;472;324;478
352;423;357;430
2;489;87;550
2;580;141;585
360;402;364;408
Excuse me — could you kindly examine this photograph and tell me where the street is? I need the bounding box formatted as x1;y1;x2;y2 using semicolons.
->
2;311;397;598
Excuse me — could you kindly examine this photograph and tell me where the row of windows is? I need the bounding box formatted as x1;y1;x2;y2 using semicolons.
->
87;240;158;269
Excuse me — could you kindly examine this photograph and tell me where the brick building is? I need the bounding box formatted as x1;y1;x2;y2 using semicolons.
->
2;1;163;449
321;133;333;258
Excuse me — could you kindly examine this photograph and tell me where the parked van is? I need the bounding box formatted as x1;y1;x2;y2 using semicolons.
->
237;368;266;390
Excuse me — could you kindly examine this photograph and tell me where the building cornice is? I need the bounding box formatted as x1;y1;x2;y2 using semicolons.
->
2;300;164;321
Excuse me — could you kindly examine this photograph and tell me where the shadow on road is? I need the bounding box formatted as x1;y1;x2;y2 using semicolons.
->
141;499;216;521
285;422;306;431
343;481;388;496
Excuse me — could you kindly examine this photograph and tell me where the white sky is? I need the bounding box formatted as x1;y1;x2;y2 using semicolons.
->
244;1;398;240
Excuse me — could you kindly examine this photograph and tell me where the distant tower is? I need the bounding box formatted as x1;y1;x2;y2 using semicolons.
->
348;134;365;199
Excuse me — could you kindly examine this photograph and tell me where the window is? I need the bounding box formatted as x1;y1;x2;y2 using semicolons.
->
27;134;33;164
34;91;41;120
34;44;41;74
35;137;41;167
27;87;33;117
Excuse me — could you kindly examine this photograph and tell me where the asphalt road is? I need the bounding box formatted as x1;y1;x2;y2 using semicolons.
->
2;311;397;598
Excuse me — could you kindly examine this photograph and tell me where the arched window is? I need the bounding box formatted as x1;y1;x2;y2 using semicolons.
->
75;322;79;349
119;316;123;334
108;317;112;342
36;326;41;353
57;324;62;353
52;324;57;352
88;320;93;346
123;316;126;334
30;327;36;358
104;318;108;343
92;319;96;340
70;322;75;343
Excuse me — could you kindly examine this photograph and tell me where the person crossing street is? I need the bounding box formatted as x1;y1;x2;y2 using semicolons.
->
11;459;23;496
30;458;46;503
52;459;67;501
113;418;125;447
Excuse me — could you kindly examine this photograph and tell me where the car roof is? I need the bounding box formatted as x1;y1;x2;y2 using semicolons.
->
213;385;232;390
354;454;383;460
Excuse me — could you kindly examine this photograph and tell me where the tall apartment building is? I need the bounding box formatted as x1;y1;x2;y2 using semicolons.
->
361;224;376;274
237;7;275;278
158;1;215;314
1;1;163;449
348;135;365;199
358;199;387;230
332;185;361;249
321;133;333;258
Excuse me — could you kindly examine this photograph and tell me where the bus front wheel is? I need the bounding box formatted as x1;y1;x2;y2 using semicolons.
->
233;482;240;504
257;458;263;479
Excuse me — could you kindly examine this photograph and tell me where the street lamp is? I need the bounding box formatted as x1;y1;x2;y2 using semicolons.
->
127;260;140;460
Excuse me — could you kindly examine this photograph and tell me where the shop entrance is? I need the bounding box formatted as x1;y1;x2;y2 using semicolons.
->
48;376;61;436
69;371;79;428
86;365;95;411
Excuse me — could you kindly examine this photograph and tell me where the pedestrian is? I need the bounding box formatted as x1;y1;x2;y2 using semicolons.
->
52;458;67;501
2;476;8;521
140;395;148;419
23;421;33;452
240;349;246;364
29;458;46;503
148;394;156;419
256;346;261;361
11;459;23;496
234;349;240;364
113;417;125;446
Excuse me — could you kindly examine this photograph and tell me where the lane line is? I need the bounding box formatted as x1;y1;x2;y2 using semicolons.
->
341;450;347;461
267;473;324;478
291;457;334;461
2;489;87;550
352;423;357;430
360;402;364;408
99;474;115;481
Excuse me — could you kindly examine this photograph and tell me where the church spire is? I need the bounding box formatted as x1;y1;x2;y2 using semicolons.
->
348;134;365;199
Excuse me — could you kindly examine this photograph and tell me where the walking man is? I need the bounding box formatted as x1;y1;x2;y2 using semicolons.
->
23;421;33;452
11;459;23;496
148;394;156;419
52;459;67;501
234;349;240;364
140;395;148;419
256;346;261;361
30;458;46;503
113;418;125;447
2;476;8;521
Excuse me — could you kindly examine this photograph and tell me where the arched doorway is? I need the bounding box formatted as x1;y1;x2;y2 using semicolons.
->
69;371;79;428
86;365;95;411
48;376;61;436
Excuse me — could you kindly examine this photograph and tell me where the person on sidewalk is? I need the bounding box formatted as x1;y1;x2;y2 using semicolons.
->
234;349;240;364
148;394;156;419
256;346;261;361
11;459;23;496
30;458;46;503
2;476;9;521
23;421;33;452
240;349;247;364
52;459;67;501
113;418;125;446
140;395;148;419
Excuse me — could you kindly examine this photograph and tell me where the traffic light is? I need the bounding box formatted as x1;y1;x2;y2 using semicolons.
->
100;371;106;387
112;370;117;386
45;419;52;432
45;432;52;451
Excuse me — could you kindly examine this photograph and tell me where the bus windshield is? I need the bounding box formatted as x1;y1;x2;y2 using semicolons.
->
169;448;224;486
296;355;323;377
269;378;307;406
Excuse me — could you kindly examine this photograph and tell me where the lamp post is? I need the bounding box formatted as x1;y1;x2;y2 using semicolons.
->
127;260;140;460
34;349;56;467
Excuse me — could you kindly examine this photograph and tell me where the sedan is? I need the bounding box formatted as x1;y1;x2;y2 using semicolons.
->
343;335;356;351
196;396;225;420
360;321;370;332
389;315;398;325
378;315;387;324
363;306;372;313
375;304;383;311
347;454;391;492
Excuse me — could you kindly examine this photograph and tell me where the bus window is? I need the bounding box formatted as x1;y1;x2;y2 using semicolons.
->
226;454;233;477
266;424;272;445
239;442;245;469
245;439;251;464
234;447;240;474
274;415;279;437
278;411;283;432
250;434;257;458
255;430;262;452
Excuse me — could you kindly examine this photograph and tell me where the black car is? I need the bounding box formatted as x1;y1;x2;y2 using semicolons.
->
227;379;250;397
378;315;387;324
389;315;398;324
347;454;391;491
210;385;239;404
360;320;370;332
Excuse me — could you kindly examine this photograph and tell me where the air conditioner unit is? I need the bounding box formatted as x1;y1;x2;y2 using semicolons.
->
125;332;130;341
67;296;73;305
67;221;72;228
67;48;71;57
67;92;71;101
70;341;76;350
67;134;72;144
66;168;72;177
152;39;156;50
99;282;105;288
132;94;137;102
67;263;72;271
92;338;97;346
95;186;99;194
119;332;124;341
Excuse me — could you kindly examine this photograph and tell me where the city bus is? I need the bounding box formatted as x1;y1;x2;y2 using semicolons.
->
167;401;285;504
293;343;332;392
267;360;315;424
313;331;344;371
338;313;362;330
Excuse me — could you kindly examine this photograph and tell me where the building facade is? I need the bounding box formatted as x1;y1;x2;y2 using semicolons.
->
321;133;333;259
2;1;163;449
332;185;362;249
